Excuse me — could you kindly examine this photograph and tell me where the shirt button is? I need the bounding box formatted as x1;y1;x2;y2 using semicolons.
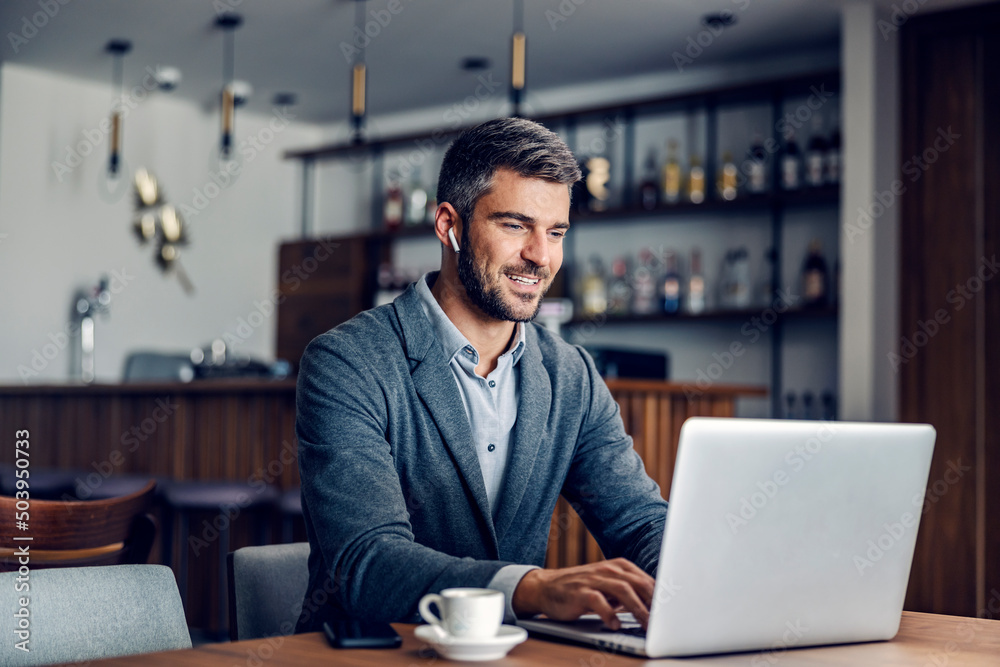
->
487;443;496;452
488;380;496;388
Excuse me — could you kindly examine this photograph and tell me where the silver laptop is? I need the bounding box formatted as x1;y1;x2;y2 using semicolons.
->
517;417;936;658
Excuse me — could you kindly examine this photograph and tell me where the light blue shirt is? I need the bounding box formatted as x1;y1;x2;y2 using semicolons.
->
415;273;540;620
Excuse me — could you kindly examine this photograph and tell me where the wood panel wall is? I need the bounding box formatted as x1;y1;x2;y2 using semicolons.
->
544;381;745;569
900;5;1000;618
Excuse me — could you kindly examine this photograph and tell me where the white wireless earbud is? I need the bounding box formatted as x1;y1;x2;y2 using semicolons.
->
448;227;461;254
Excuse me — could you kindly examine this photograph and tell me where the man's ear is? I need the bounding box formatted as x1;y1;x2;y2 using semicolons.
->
434;202;462;253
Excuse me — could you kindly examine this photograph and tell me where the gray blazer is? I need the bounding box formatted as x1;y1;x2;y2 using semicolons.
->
295;278;668;630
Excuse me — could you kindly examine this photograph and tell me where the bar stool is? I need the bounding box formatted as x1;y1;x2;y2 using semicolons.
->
161;480;279;639
74;473;167;501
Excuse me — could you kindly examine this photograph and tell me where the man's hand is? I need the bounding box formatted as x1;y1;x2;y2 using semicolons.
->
510;558;655;630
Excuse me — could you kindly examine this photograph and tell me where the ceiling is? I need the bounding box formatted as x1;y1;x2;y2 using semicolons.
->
0;0;982;125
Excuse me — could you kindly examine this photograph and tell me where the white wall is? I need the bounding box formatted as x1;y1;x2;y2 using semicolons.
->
839;2;900;421
0;63;325;383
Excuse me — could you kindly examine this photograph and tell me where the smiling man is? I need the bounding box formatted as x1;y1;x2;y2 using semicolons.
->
295;117;668;634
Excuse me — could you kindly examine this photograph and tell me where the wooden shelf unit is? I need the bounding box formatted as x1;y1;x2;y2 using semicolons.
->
280;70;842;416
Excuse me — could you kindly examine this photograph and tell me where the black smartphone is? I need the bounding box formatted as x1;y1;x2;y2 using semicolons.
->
323;619;402;649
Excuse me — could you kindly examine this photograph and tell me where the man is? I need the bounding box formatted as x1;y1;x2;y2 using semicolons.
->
296;117;667;633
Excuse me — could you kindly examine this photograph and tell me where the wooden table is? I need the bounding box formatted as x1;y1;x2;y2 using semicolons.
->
69;612;1000;665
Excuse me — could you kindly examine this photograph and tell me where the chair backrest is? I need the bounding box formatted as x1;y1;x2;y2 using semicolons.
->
0;564;191;666
0;480;156;570
228;542;311;640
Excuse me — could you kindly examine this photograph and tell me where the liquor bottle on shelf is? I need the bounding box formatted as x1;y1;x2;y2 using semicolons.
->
638;149;660;211
785;392;798;419
826;111;842;185
584;155;611;212
780;131;802;191
405;168;428;226
821;390;837;420
631;247;659;315
661;139;682;204
801;239;829;308
686;247;706;315
580;255;608;316
662;250;682;314
805;115;827;187
383;179;404;230
747;133;768;194
607;256;632;316
802;390;815;419
718;152;738;201
688;155;705;204
730;247;752;308
720;248;751;309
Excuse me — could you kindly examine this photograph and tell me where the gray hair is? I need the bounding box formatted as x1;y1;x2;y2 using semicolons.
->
437;117;581;227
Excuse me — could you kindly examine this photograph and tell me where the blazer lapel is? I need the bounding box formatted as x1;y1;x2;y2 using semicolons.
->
395;283;499;555
495;325;551;544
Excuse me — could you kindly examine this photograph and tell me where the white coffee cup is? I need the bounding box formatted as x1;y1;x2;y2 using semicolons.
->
418;588;504;640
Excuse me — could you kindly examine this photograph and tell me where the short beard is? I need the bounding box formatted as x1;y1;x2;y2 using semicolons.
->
456;226;549;323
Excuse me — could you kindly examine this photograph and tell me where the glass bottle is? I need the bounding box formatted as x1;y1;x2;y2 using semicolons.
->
585;155;611;212
607;256;632;316
406;168;428;226
662;250;682;314
781;131;802;191
638;149;660;211
801;239;829;308
747;133;768;194
730;247;752;309
826;110;842;185
580;256;608;316
631;248;659;315
686;247;706;314
688;155;705;204
661;139;682;204
805;115;827;187
383;179;403;230
718;151;738;201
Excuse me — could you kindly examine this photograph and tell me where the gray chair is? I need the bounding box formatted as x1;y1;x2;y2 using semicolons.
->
227;542;311;640
0;564;191;666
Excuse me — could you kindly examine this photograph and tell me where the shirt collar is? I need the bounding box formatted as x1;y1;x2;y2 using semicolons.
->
415;271;526;367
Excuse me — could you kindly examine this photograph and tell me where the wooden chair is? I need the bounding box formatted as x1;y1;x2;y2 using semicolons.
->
0;479;157;571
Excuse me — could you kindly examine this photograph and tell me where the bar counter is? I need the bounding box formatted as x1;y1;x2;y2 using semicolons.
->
0;378;763;632
0;378;763;491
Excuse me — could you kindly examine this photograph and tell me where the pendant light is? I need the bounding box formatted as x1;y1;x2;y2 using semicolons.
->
215;13;243;159
510;0;525;117
105;39;132;177
350;0;368;143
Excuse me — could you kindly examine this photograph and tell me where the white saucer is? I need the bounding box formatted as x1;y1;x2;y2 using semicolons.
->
414;624;528;661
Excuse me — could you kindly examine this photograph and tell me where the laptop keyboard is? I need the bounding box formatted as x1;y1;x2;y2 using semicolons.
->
618;625;646;637
607;613;646;637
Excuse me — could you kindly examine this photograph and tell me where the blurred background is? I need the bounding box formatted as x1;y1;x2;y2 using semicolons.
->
0;0;997;640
